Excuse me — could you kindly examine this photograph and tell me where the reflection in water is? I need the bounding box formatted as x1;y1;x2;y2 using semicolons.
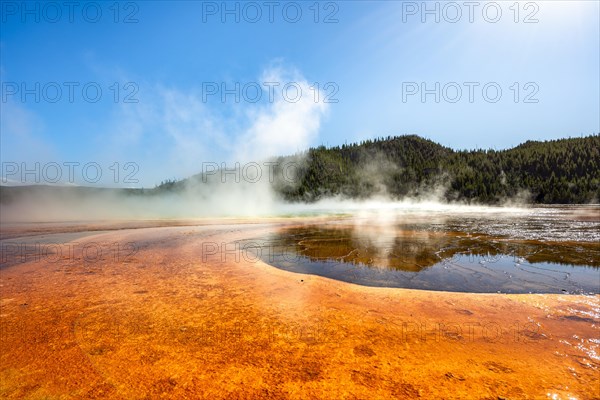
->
242;209;600;294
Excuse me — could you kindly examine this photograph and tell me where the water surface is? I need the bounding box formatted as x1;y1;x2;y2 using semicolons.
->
243;206;600;294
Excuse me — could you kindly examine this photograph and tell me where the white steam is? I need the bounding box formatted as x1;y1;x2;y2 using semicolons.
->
1;65;333;222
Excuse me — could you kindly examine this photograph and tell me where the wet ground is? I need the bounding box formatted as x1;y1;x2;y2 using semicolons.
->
0;207;599;399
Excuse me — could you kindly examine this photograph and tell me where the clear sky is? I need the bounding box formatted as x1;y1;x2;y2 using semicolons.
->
1;0;599;187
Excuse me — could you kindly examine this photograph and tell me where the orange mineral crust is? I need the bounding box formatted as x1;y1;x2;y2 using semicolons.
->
1;219;598;399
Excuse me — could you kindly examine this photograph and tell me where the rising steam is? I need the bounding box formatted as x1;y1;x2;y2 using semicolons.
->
0;64;537;224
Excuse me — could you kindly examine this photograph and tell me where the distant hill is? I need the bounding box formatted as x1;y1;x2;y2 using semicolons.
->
1;134;598;205
270;134;600;203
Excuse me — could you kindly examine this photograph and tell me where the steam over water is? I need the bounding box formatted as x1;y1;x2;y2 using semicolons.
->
1;199;598;293
239;205;600;294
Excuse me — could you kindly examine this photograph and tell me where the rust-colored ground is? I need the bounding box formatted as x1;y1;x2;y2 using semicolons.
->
1;219;599;399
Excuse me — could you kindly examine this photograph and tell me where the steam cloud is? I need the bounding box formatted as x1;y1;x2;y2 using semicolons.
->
1;65;332;222
1;64;535;223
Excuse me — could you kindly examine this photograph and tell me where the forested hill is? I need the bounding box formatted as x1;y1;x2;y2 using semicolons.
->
272;134;600;204
2;135;598;206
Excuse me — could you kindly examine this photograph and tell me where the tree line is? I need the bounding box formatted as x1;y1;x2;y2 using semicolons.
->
271;134;600;204
2;134;597;205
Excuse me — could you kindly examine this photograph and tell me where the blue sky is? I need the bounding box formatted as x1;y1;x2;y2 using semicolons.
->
1;0;599;187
